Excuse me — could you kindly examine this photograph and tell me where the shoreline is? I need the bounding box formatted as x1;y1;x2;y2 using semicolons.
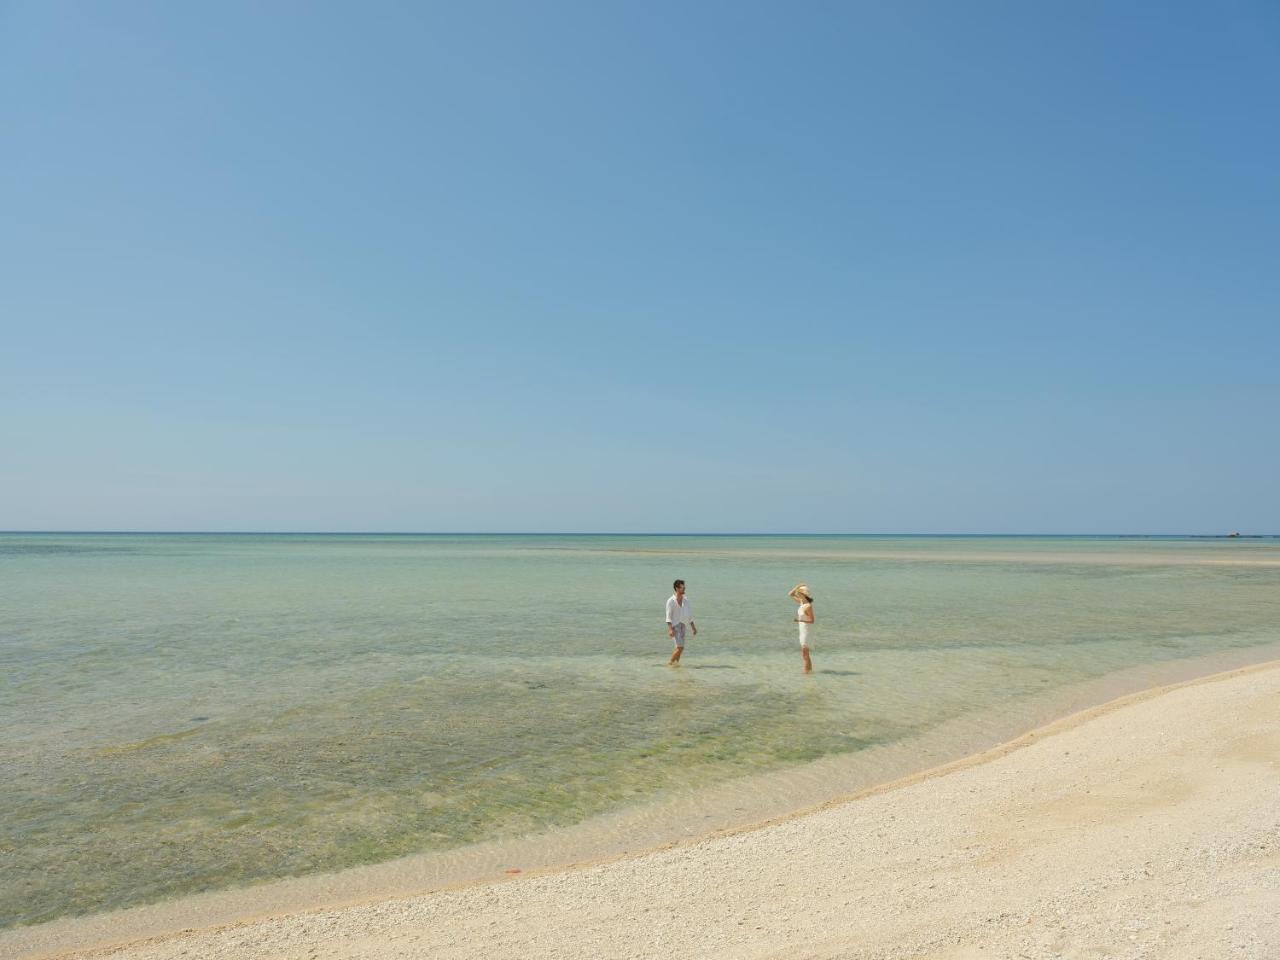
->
5;649;1279;959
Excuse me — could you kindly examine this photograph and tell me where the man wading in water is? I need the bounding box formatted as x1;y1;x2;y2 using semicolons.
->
665;578;697;665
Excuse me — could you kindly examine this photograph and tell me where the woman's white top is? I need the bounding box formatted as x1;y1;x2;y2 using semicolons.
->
797;602;813;645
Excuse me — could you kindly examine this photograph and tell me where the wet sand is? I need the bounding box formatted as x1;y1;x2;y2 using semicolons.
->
6;659;1278;960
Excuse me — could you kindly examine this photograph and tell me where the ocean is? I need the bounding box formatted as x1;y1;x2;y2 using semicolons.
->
2;532;1278;929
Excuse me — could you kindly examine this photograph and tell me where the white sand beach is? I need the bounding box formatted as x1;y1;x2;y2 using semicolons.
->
7;661;1279;960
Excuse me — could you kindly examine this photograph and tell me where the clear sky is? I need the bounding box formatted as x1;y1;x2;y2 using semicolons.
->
2;2;1277;533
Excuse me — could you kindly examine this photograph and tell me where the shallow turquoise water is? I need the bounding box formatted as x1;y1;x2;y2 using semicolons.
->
2;533;1278;928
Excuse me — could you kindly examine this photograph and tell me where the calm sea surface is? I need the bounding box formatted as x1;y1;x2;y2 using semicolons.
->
2;533;1279;928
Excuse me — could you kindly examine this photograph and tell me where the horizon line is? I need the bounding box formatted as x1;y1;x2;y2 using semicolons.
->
1;530;1274;538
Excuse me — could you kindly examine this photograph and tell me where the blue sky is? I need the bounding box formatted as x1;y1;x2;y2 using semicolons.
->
2;2;1277;533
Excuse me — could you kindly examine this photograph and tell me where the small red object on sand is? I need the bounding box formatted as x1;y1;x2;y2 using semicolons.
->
504;868;522;874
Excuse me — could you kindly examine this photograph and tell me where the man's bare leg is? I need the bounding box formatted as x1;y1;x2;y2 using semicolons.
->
669;645;683;666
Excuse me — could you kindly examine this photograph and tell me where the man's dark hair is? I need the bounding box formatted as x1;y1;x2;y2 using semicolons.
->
673;579;685;591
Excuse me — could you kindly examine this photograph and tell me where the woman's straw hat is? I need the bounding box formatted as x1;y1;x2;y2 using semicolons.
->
792;583;812;600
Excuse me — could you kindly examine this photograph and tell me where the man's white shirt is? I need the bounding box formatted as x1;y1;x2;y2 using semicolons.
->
665;594;693;626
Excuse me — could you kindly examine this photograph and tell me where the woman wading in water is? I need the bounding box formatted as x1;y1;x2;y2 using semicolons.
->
789;583;815;673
